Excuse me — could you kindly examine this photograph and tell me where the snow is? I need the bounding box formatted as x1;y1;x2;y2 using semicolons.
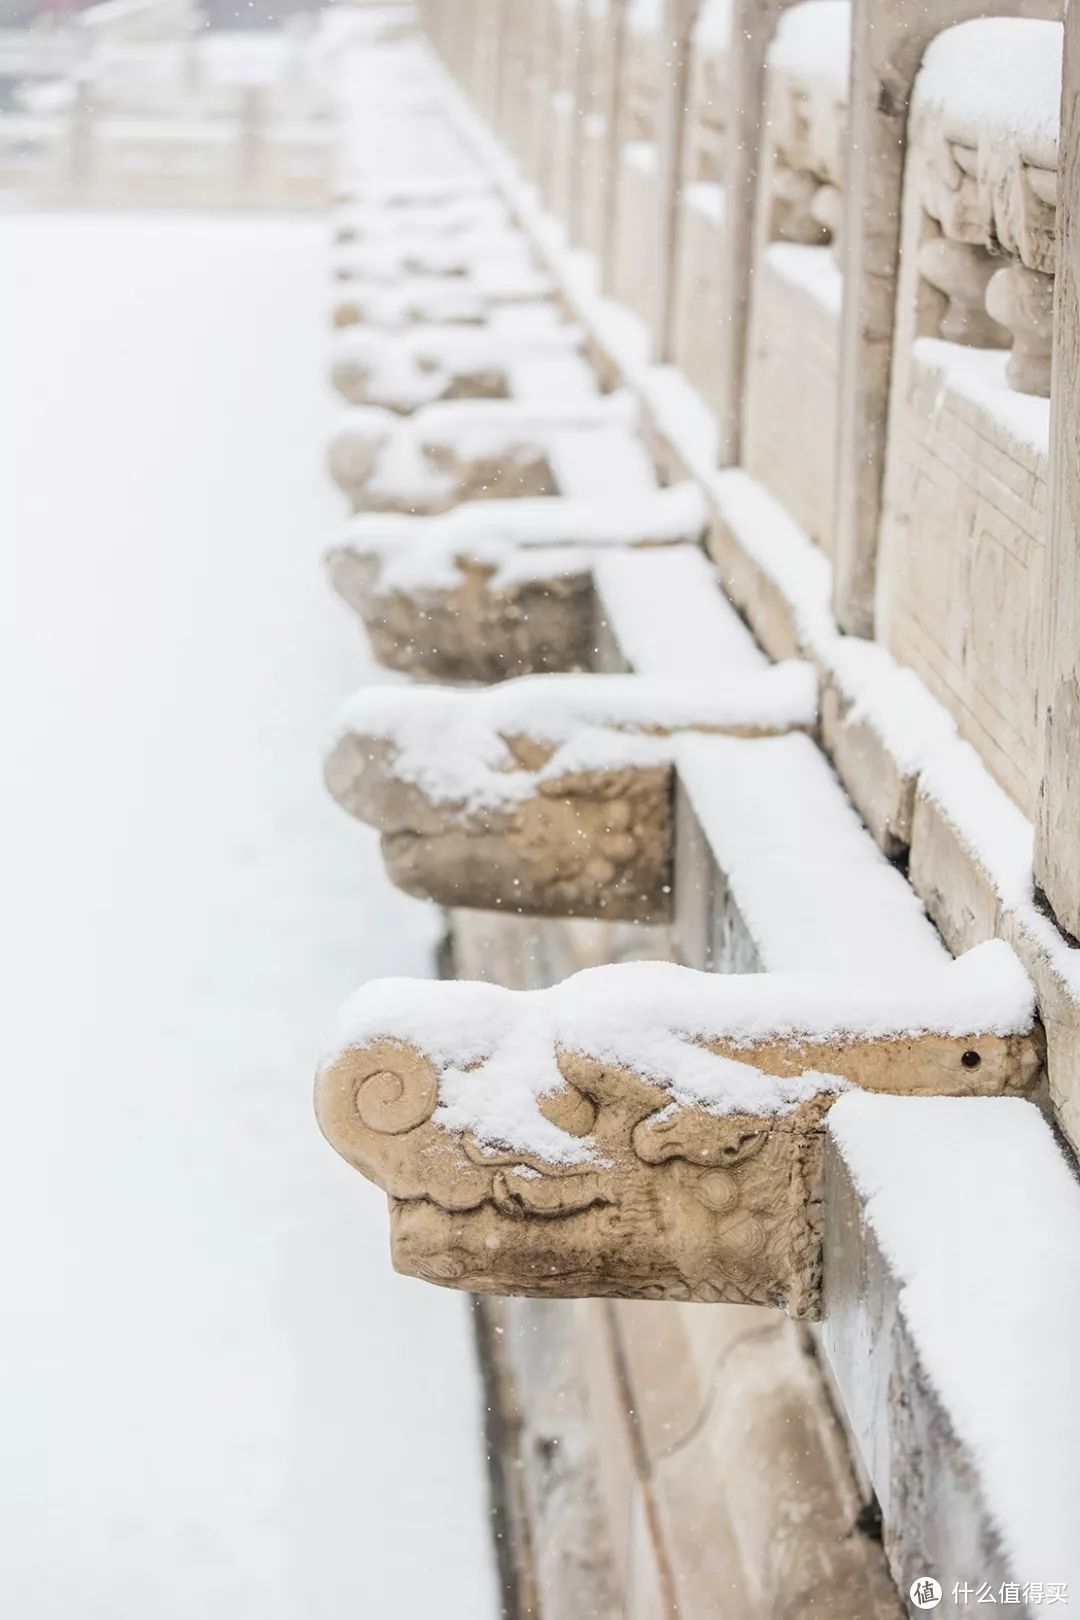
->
912;337;1051;461
676;733;950;973
767;0;851;95
828;1092;1080;1615
918;740;1036;910
685;179;726;223
334;666;819;812
765;241;844;316
0;214;497;1620
325;943;1033;1166
824;636;956;773
693;0;733;50
708;467;836;652
915;18;1063;170
628;0;663;35
331;318;587;412
334;483;710;592
593;544;768;677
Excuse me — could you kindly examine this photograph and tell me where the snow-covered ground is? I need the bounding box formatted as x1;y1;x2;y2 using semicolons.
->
0;214;499;1620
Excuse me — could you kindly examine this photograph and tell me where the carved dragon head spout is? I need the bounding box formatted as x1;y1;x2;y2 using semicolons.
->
324;484;709;683
323;667;818;923
314;944;1042;1320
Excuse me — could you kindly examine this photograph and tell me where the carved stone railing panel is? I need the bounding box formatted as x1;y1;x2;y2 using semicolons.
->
326;483;708;681
833;0;1061;638
762;1;849;249
327;394;650;513
323;668;818;919
741;2;849;555
315;944;1042;1313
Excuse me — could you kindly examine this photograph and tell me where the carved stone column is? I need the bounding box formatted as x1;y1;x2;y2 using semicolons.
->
832;0;1062;638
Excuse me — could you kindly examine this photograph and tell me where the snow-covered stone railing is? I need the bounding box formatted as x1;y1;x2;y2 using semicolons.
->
327;394;655;513
910;19;1060;396
324;668;819;920
326;484;708;680
330;318;587;412
315;943;1042;1314
761;1;849;251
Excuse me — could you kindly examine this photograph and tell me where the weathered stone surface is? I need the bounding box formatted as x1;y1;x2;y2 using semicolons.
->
318;1033;835;1314
327;543;596;681
316;952;1042;1315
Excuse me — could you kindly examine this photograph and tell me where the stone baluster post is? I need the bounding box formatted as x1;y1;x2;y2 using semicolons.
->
986;263;1055;396
599;0;632;293
1036;1;1080;935
654;0;700;361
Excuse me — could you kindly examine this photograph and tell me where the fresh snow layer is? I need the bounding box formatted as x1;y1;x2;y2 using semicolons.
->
693;0;733;49
767;0;852;95
334;666;818;812
915;18;1063;169
325;943;1033;1166
912;337;1051;461
765;241;844;317
829;1093;1080;1613
919;739;1036;910
825;637;956;773
677;733;950;974
709;467;836;651
594;544;769;678
0;214;496;1620
335;484;709;593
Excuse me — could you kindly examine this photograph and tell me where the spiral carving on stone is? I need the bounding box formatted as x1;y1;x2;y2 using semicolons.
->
351;1045;439;1134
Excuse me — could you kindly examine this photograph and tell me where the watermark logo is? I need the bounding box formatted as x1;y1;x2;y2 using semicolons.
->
910;1578;943;1609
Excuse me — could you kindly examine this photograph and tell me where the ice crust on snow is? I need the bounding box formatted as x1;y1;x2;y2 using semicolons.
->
828;1092;1080;1613
334;666;819;813
677;733;950;975
914;18;1062;170
326;944;1033;1166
